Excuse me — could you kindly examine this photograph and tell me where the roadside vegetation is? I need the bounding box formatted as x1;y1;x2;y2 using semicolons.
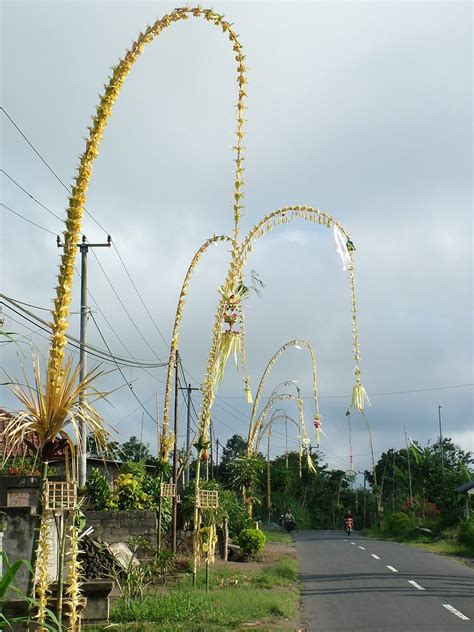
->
85;553;299;631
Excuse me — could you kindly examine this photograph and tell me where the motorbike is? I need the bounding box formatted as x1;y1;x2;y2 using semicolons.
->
284;518;297;533
345;518;353;536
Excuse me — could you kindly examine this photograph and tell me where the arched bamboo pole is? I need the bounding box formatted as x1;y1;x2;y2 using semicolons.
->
47;6;248;417
256;412;300;454
250;392;311;459
248;340;319;452
236;205;365;413
263;411;302;521
160;234;231;458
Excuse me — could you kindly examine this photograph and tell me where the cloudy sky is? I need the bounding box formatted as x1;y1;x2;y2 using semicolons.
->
1;1;472;477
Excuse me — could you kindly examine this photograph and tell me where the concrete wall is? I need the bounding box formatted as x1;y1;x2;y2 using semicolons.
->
1;507;35;594
83;510;158;550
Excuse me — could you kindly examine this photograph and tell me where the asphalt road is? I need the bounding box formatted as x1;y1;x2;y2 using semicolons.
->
295;530;474;631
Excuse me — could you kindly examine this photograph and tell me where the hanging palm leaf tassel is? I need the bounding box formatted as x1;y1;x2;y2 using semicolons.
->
244;385;253;404
306;451;317;474
313;415;321;446
351;383;371;413
213;331;240;392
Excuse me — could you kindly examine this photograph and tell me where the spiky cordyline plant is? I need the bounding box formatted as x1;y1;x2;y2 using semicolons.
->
3;355;109;604
3;355;109;463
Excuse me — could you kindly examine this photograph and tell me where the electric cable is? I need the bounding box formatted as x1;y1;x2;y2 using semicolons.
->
1;299;166;369
1;109;170;356
1;202;57;235
89;311;156;424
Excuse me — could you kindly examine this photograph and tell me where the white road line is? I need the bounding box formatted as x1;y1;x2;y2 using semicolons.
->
442;604;470;621
358;546;366;550
386;565;398;573
351;542;356;545
408;580;425;591
371;554;380;560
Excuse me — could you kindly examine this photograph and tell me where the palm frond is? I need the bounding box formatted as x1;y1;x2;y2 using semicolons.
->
2;355;110;464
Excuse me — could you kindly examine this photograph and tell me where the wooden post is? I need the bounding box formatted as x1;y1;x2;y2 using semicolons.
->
223;517;229;562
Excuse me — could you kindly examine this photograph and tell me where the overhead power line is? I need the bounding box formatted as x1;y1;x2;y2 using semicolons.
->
89;311;157;424
217;383;474;400
1;169;64;222
1;295;167;369
1;107;170;357
1;202;57;235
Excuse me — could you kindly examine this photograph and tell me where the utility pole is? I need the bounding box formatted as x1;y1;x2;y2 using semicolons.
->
363;472;367;528
172;349;179;554
215;438;220;471
178;382;200;486
404;426;415;516
210;421;214;480
438;405;445;480
57;233;111;487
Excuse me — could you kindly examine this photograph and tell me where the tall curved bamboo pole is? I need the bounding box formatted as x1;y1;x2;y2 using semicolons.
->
235;205;366;412
248;340;319;450
160;234;231;458
249;392;310;457
46;6;248;413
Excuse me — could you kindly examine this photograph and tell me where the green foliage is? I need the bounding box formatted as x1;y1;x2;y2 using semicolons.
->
252;556;297;586
218;434;247;486
0;552;61;631
229;454;264;493
218;489;251;537
155;550;176;582
120;460;147;479
121;436;151;463
112;473;150;510
458;514;474;551
107;561;298;629
385;512;416;536
181;480;249;535
0;456;41;477
85;468;113;510
373;439;473;525
237;528;266;557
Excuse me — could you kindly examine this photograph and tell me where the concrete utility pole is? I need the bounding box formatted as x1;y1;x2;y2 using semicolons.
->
438;405;445;480
178;382;200;486
172;349;179;554
57;234;111;488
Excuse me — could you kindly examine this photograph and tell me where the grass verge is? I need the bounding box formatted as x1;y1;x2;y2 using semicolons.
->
261;527;294;544
362;528;474;567
85;555;299;631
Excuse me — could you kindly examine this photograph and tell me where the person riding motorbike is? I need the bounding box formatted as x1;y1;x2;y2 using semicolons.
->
283;509;298;533
344;510;353;535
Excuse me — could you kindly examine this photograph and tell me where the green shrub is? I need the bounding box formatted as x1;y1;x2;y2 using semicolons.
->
385;512;415;536
85;468;113;510
237;528;266;557
458;514;474;550
219;489;251;537
112;473;150;510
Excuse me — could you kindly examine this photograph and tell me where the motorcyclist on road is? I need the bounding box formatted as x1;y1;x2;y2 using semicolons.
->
344;510;353;535
284;509;298;533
